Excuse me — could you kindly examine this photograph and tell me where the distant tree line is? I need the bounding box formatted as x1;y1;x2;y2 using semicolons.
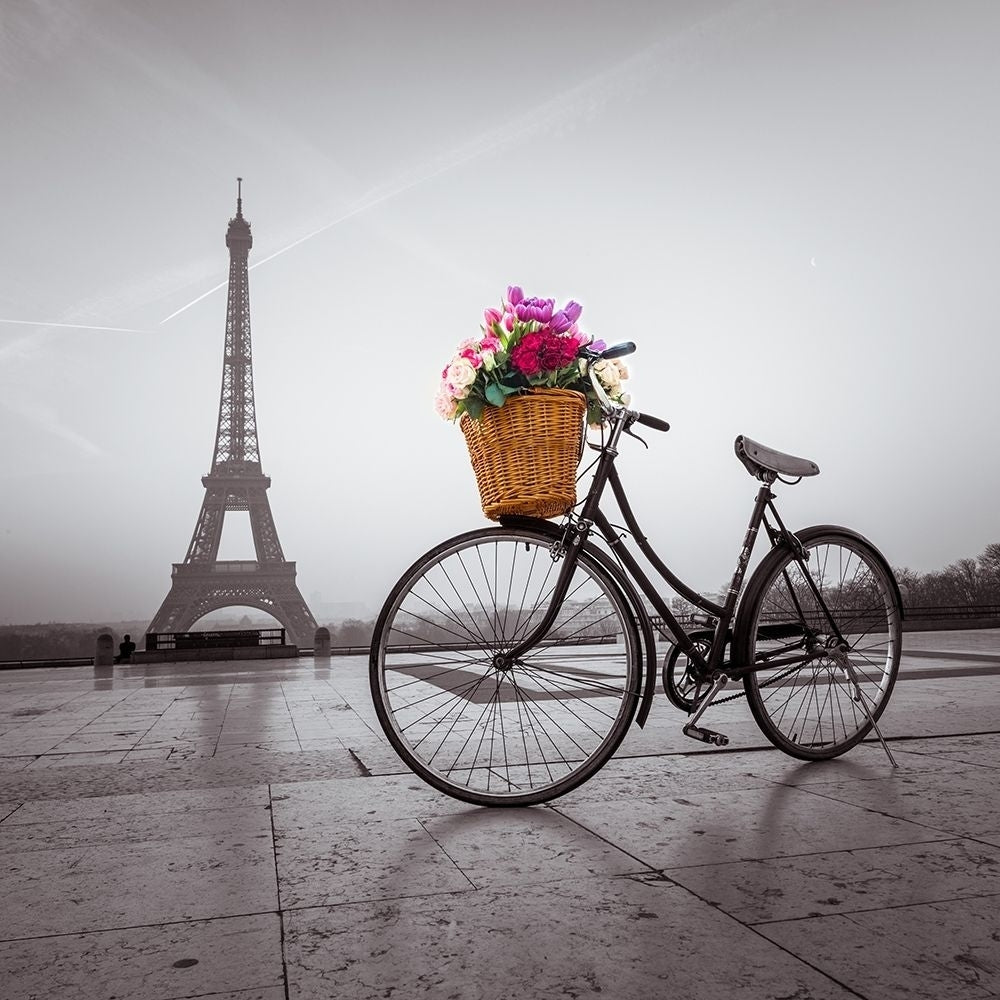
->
4;544;999;661
895;543;1000;608
324;618;375;646
0;623;148;664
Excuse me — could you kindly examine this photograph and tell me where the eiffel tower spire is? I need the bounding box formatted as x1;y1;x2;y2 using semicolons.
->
211;176;261;473
148;181;317;647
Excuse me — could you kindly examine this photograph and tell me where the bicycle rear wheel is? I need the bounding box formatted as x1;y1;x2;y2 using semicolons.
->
738;526;902;760
370;525;641;806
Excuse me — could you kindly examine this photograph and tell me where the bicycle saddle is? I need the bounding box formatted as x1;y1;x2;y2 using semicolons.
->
735;435;820;481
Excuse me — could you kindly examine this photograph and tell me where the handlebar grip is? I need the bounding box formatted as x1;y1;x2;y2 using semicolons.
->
600;341;636;359
634;411;670;433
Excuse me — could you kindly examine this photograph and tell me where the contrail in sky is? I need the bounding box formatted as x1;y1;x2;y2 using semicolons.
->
159;178;438;325
0;318;151;334
159;0;763;327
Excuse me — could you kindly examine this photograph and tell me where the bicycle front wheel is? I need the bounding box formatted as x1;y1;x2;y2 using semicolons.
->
738;526;902;760
370;525;641;806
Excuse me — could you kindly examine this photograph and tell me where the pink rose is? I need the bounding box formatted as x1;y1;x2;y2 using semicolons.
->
434;390;458;420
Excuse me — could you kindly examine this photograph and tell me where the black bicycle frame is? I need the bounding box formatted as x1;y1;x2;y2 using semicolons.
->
502;407;821;680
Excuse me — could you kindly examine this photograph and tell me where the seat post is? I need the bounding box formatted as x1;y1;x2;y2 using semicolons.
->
721;484;773;613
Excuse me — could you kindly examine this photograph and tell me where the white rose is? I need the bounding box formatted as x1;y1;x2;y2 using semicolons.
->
593;359;621;388
446;357;477;390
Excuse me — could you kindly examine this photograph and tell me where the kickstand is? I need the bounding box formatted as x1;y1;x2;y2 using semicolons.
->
843;660;898;768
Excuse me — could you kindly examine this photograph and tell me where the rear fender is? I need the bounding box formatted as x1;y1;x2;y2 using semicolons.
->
734;523;905;659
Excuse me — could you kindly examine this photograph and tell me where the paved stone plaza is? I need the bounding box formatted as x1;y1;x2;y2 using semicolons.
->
1;636;998;999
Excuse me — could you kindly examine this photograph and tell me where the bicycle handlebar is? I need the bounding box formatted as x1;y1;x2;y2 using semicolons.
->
599;341;636;360
581;341;670;433
632;410;670;433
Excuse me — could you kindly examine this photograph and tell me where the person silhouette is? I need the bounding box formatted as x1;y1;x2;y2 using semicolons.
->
115;633;136;664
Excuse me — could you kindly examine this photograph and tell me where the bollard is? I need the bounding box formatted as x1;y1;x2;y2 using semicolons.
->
313;626;331;658
95;633;114;667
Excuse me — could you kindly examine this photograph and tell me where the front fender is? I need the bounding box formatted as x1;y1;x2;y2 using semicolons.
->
498;516;658;727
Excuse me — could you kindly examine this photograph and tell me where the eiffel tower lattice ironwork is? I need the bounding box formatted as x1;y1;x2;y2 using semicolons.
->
148;181;317;647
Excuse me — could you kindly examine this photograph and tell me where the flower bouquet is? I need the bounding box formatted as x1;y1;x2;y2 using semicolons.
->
436;286;631;521
435;285;630;427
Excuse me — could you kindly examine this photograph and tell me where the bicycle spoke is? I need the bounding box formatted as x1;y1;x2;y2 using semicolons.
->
372;528;639;804
744;531;901;759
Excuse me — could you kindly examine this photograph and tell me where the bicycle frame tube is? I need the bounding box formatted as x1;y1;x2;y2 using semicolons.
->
596;480;775;675
764;499;847;644
607;468;725;616
502;411;634;663
502;409;790;678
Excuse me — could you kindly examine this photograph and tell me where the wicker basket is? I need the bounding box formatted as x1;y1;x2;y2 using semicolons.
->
461;388;587;521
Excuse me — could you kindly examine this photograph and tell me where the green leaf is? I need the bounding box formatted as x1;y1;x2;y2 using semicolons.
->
485;382;507;407
465;396;484;419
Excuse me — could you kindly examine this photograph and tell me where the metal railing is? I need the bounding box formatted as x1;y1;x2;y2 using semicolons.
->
145;627;287;651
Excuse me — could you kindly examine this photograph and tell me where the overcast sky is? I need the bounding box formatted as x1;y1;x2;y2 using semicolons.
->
1;0;998;626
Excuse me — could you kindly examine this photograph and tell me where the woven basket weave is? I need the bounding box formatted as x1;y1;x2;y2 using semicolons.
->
461;388;587;521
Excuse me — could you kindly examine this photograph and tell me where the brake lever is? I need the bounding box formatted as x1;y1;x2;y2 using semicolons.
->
623;422;648;449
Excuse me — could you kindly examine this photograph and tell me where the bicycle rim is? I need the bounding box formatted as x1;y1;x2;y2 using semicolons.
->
370;527;640;805
742;530;902;759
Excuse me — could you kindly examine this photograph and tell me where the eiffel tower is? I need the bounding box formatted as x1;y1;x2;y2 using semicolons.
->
148;180;317;648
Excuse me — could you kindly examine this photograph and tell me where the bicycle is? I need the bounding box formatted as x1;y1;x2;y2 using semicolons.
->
369;342;904;806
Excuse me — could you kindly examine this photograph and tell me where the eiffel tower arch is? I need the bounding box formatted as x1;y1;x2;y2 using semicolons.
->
148;181;317;648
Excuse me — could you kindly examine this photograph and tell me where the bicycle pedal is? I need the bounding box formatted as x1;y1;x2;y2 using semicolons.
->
683;725;730;747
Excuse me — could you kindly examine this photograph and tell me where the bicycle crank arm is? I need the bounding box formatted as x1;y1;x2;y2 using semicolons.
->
681;673;731;747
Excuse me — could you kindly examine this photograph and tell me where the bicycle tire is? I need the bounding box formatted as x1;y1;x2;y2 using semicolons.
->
737;526;902;760
369;525;641;806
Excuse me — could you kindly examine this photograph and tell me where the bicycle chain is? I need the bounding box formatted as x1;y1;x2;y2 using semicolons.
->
699;662;806;705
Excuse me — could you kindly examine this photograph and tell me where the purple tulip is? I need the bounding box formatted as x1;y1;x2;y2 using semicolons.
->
506;285;524;307
514;296;554;323
550;300;583;334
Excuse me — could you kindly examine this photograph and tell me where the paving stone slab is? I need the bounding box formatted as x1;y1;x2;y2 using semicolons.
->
894;732;1000;770
796;766;1000;845
419;806;649;887
3;784;269;826
758;895;1000;1000
763;744;988;784
345;738;420;776
555;781;947;869
275;814;475;908
666;838;1000;922
0;757;33;772
2;829;277;938
0;749;364;802
0;912;282;1000
26;750;130;768
270;773;478;821
554;747;887;806
0;801;272;854
283;876;859;1000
